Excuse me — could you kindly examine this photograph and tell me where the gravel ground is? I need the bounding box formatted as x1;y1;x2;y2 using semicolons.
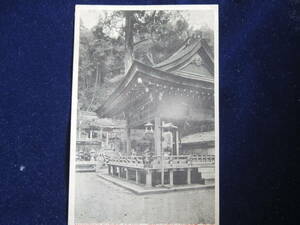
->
75;172;215;224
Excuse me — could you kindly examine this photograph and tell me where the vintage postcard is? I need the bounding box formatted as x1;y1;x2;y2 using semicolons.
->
69;5;219;225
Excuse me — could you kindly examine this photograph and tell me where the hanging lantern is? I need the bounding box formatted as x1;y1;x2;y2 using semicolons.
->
137;77;143;84
159;92;163;101
144;122;154;134
149;93;153;101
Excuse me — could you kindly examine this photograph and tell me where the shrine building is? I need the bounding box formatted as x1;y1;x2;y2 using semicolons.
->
96;38;216;187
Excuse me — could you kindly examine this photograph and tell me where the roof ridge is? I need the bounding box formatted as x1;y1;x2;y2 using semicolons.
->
153;40;201;70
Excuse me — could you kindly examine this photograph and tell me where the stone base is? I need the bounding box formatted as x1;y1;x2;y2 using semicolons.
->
204;178;215;185
198;167;215;185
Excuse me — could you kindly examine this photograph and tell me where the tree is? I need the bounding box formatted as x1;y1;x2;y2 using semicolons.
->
102;10;190;68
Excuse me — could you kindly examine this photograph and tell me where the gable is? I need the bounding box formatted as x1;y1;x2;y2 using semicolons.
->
177;53;212;77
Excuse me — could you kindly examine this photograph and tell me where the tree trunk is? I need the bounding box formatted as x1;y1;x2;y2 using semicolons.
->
124;11;134;73
86;64;100;111
98;63;104;86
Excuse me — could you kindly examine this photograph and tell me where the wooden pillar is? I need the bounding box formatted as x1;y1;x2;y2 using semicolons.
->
154;116;161;156
161;170;165;186
110;166;113;175
111;166;114;175
154;116;164;185
106;132;109;147
125;168;129;180
100;128;103;142
113;166;117;176
125;119;131;154
127;128;131;154
135;170;140;184
169;170;174;186
187;168;191;184
146;170;152;187
119;167;123;178
108;165;111;175
176;130;179;155
118;167;121;178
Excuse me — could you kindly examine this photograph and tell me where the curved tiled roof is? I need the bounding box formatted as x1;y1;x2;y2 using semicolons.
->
153;38;214;76
154;39;201;70
96;38;215;119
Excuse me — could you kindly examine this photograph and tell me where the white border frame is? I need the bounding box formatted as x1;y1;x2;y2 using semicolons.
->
69;5;219;225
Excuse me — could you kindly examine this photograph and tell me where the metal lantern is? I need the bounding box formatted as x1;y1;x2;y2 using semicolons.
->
144;122;154;134
162;122;178;131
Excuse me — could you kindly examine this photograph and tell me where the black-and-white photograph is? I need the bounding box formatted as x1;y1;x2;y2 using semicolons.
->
69;5;219;225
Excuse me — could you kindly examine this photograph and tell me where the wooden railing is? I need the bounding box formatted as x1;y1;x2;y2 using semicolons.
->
107;155;215;169
109;156;145;169
77;137;102;142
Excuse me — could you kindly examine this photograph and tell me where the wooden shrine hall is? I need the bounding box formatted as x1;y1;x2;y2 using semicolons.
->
96;38;215;187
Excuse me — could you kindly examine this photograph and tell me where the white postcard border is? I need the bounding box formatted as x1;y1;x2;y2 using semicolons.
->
68;4;219;225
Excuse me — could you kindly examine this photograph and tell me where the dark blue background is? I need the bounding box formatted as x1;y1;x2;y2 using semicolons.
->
0;1;298;225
